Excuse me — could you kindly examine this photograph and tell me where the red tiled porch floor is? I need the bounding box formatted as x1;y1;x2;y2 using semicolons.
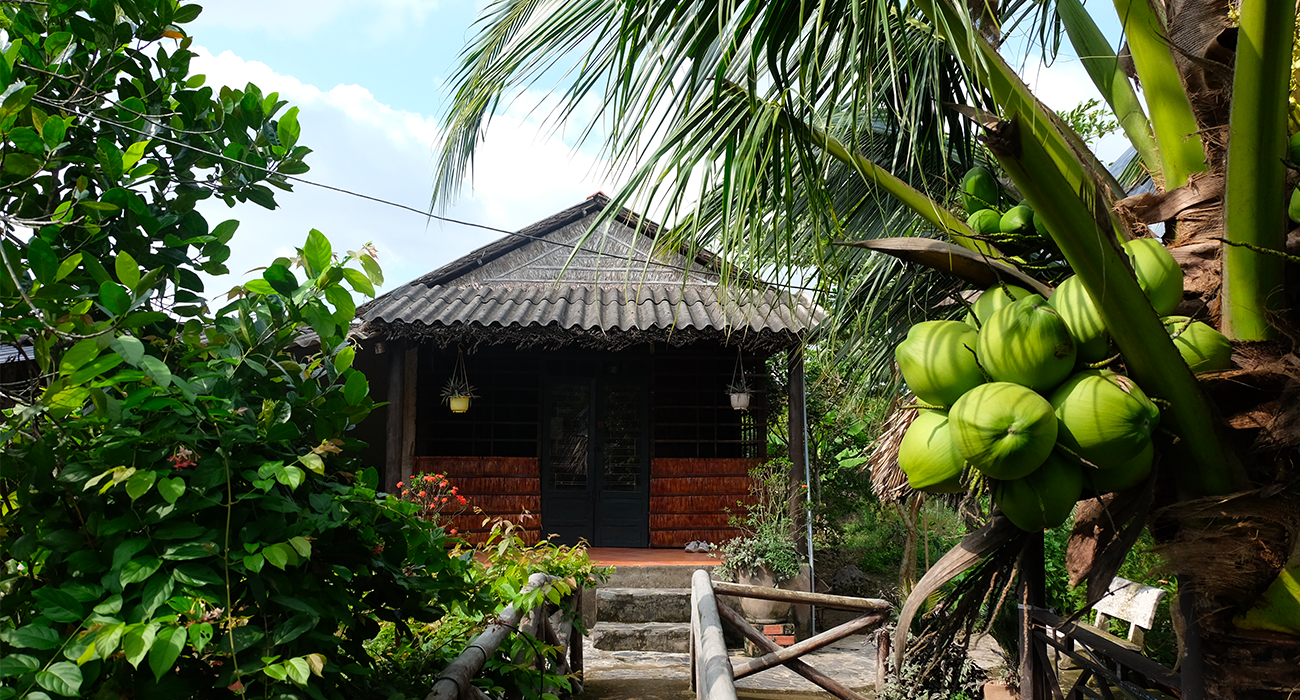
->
584;547;720;567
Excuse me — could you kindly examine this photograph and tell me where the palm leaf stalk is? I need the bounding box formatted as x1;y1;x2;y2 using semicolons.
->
1220;0;1297;341
1055;0;1161;181
1111;0;1208;189
986;113;1247;497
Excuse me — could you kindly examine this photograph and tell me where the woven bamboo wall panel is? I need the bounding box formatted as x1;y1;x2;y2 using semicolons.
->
438;477;539;495
650;495;751;513
651;529;743;548
651;458;763;477
414;456;540;477
650;476;751;495
651;513;733;529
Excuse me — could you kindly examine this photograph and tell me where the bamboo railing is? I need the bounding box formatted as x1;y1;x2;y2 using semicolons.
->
426;572;586;700
689;571;892;700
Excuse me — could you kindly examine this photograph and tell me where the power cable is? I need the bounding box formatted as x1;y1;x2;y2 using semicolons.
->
28;94;828;296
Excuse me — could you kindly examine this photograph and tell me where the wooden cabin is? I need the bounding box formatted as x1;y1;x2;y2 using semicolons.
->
349;194;821;547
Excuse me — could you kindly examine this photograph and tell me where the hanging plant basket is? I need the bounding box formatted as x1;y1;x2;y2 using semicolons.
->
728;348;752;411
441;348;478;414
729;390;751;411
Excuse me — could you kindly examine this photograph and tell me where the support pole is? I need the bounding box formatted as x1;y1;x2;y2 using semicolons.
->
1018;531;1049;700
691;570;738;700
384;339;405;494
717;602;870;700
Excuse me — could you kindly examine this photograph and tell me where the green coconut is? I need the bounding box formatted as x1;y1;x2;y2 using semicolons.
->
1086;440;1154;493
1049;370;1160;467
1290;131;1300;165
962;166;999;213
1290;187;1300;224
1048;275;1110;363
898;410;966;493
967;208;1002;236
993;453;1083;532
1162;316;1233;373
949;382;1058;480
965;284;1032;328
1032;211;1051;238
977;294;1077;392
1123;238;1184;316
895;321;985;406
999;204;1035;235
1234;565;1300;635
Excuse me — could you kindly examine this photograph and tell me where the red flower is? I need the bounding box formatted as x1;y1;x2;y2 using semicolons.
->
396;481;404;488
423;475;435;483
449;529;458;535
418;490;427;498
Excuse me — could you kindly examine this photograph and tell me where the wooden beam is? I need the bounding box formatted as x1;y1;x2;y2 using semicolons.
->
711;580;891;612
384;339;405;494
731;613;885;679
401;343;419;476
716;602;870;700
692;570;738;700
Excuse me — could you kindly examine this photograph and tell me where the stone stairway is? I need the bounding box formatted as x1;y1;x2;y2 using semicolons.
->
588;563;716;653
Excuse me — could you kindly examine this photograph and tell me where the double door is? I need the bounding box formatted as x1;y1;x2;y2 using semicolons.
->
541;370;649;547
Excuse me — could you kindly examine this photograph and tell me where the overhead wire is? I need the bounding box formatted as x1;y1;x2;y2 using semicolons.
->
27;93;829;296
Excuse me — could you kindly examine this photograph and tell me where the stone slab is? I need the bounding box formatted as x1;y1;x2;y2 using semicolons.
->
597;587;692;624
591;621;692;653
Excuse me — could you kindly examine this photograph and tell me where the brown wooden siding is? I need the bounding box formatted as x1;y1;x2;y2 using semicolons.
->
649;458;760;548
413;456;541;545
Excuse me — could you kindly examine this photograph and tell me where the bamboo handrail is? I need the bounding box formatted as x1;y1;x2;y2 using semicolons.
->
691;569;739;700
710;580;892;612
730;613;886;680
715;602;871;700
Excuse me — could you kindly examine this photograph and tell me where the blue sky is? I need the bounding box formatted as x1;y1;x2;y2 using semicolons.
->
183;1;1125;297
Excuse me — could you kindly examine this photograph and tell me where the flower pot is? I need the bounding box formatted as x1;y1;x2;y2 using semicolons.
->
449;396;471;413
736;565;794;624
729;392;751;411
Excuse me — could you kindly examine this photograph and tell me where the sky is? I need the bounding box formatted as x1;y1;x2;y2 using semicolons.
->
183;1;1131;297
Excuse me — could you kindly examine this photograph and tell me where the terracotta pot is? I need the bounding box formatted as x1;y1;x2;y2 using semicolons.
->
449;396;471;413
736;565;794;624
729;392;751;410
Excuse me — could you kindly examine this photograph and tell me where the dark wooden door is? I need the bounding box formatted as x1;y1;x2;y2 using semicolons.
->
541;371;649;547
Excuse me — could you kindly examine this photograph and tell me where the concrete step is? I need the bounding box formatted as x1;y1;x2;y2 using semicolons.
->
604;563;719;589
590;621;692;653
597;587;692;623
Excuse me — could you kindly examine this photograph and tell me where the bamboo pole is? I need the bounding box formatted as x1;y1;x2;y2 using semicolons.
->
715;603;870;700
692;570;738;700
426;573;555;700
731;613;886;679
710;580;892;612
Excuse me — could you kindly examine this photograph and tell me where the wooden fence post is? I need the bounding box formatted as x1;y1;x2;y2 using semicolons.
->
692;570;738;700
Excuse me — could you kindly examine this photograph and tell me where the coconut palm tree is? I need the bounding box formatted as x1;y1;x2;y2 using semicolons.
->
433;0;1300;695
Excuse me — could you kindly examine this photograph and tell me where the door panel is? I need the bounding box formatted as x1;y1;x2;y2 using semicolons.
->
541;370;649;547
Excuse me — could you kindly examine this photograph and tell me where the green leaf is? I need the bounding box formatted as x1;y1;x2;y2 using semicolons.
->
263;263;299;296
343;369;369;405
271;615;316;646
42;116;68;149
275;465;305;490
121;140;150;172
121;623;158;669
96;138;124;182
98;281;131;316
156;477;185;504
263;662;289;682
93;595;123;615
54;252;82;281
8;624;60;650
139;355;172;388
114;251;140;289
242;279;276;295
124;470;157;501
93;623;125;660
59;339;100;376
68;354;124;385
334;346;355;372
263;543;291;570
297;453;324;476
324;284;355;321
0;654;39;677
112;538;149;569
173;4;203;22
188;622;213;652
110;335;145;367
243;552;265;573
302;229;331;277
341;268;375;298
360;254;384;286
32;589;82;623
10;126;46;154
27;237;58;284
3;152;41;178
120;556;162;586
212;219;239;243
277;106;300;150
287;536;312;559
141;573;174;617
161;542;211;561
285;657;310;685
148;627;185;681
35;661;81;697
43;31;73;61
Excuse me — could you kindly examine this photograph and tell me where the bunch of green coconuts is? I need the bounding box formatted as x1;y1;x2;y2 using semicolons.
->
893;167;1234;532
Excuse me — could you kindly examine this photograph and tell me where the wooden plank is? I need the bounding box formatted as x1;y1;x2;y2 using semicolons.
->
711;581;891;612
1029;609;1181;690
716;602;869;700
650;529;743;548
414;456;541;477
731;614;886;680
651;514;734;529
691;570;738;700
651;476;753;495
651;495;748;513
651;458;763;477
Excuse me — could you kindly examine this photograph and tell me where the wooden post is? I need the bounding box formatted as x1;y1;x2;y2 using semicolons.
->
875;629;890;693
1178;577;1205;700
787;347;808;549
716;602;870;700
401;344;419;476
1018;531;1049;700
691;570;738;700
731;613;885;679
569;587;584;691
384;339;405;494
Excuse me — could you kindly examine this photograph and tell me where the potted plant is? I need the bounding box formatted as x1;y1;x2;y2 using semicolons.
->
440;376;478;413
714;459;805;624
726;377;751;411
